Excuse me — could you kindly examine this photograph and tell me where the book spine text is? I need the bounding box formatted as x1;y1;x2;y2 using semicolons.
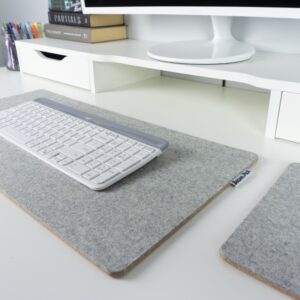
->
49;12;90;27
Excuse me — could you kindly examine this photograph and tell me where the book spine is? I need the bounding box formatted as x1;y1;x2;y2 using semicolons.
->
44;25;91;43
48;12;90;27
48;0;82;12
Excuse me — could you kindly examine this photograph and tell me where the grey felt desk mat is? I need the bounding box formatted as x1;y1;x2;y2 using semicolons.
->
0;90;257;277
221;163;300;299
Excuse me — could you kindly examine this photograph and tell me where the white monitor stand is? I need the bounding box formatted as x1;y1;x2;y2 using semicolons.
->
147;16;256;64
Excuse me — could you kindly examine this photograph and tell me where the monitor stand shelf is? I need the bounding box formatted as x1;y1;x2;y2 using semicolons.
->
15;38;300;143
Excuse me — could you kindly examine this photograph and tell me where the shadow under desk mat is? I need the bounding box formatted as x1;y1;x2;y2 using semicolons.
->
0;90;257;277
220;163;300;300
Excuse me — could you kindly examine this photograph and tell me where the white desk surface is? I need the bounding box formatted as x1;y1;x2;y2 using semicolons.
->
1;67;299;300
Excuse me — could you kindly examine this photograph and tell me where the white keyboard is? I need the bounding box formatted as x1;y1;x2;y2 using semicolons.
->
0;98;168;190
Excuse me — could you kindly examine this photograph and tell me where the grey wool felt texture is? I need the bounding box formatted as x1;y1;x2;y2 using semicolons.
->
0;90;257;277
221;163;300;300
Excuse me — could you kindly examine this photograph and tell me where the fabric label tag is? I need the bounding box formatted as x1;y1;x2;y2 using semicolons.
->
230;169;252;187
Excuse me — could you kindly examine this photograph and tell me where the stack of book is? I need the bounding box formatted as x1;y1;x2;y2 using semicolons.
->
45;0;127;43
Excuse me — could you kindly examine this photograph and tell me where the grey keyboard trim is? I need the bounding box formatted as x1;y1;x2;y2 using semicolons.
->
34;98;169;152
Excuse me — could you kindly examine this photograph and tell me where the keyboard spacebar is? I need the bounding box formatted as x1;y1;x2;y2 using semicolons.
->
0;126;32;145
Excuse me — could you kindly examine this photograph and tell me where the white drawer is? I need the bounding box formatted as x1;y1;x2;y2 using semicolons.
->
276;92;300;143
16;46;91;90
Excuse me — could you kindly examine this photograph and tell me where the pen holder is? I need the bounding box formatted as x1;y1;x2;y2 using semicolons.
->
4;33;19;71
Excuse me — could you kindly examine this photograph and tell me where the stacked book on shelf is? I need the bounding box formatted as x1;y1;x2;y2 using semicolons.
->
45;0;127;43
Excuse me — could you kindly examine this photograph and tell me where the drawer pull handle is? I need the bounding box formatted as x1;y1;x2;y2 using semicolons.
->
38;51;67;61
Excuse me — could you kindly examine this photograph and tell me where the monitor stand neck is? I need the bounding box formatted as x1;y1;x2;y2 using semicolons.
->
147;16;256;65
212;16;234;41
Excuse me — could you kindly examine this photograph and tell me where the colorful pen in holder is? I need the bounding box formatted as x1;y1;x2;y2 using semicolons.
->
3;31;19;71
2;21;43;71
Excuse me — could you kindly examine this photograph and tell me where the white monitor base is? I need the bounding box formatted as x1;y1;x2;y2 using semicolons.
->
147;16;256;65
147;39;256;65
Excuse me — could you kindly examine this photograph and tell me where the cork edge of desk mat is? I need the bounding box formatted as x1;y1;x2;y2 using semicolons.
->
219;164;300;300
0;189;119;278
0;89;259;278
220;253;298;300
1;157;257;278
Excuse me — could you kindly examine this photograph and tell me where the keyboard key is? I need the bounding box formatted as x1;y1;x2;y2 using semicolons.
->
47;150;60;158
94;132;113;143
86;130;98;137
107;148;121;157
87;139;104;149
57;136;70;144
64;138;77;146
58;157;73;166
26;139;40;148
73;124;85;131
38;127;50;135
116;157;141;172
32;143;47;152
93;127;104;133
83;170;99;180
79;136;92;144
46;129;56;136
105;158;122;168
60;128;71;134
71;142;93;155
110;138;126;147
86;160;101;169
67;130;78;138
92;169;120;184
117;143;131;151
55;125;65;132
95;164;110;173
39;147;57;156
97;154;111;164
53;154;66;162
89;149;104;159
72;133;84;140
126;147;140;156
44;139;56;146
0;126;32;144
101;144;113;153
0;112;7;119
108;132;119;138
126;139;137;146
80;127;93;134
51;142;64;150
52;132;64;139
116;152;131;161
135;150;151;159
77;156;93;165
135;143;145;149
144;146;155;153
68;162;90;175
59;146;83;160
74;134;85;141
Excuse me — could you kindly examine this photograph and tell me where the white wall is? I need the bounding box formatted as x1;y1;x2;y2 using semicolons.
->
0;0;48;24
127;15;300;54
0;0;48;67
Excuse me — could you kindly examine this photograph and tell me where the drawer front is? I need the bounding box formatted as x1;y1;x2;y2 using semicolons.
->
17;46;91;90
276;92;300;143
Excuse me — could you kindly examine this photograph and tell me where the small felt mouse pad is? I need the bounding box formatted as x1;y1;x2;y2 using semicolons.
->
221;163;300;300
